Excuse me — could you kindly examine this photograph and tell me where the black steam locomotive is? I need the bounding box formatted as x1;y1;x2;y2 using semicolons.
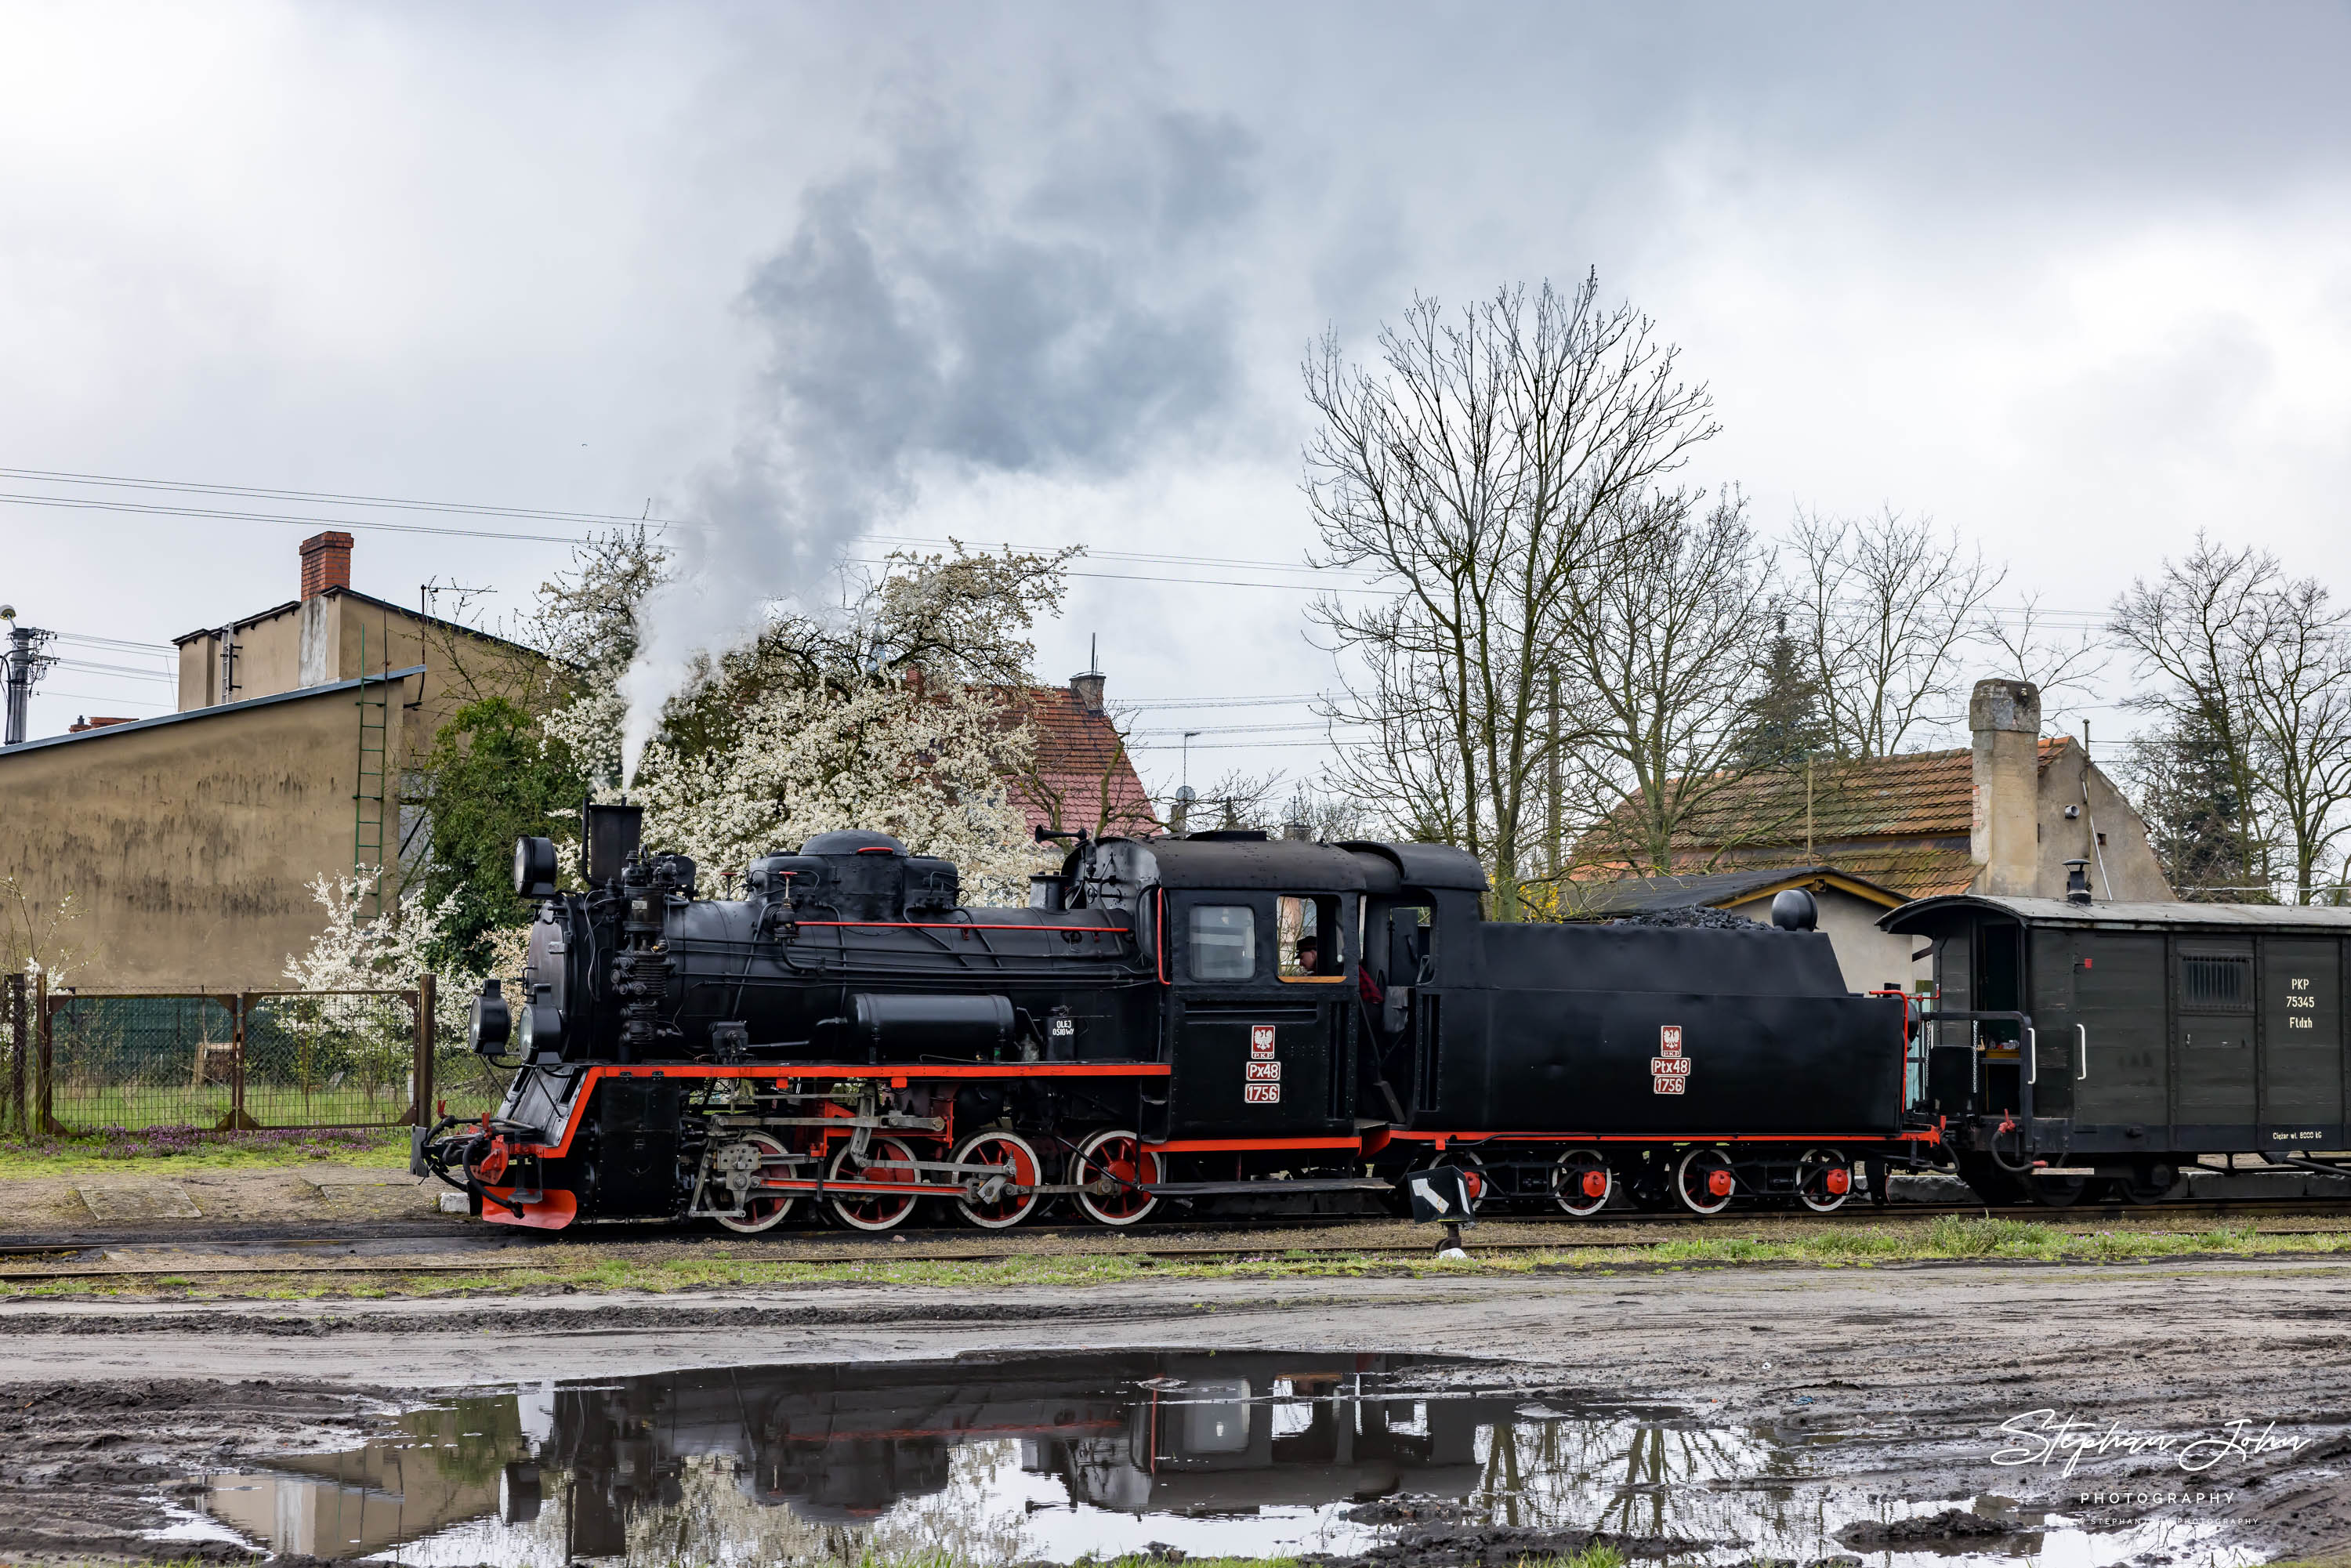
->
416;803;1923;1229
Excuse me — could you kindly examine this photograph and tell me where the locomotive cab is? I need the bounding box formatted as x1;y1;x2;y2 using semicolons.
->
1142;831;1371;1146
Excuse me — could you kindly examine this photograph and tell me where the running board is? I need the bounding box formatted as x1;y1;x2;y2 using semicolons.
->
1143;1178;1394;1197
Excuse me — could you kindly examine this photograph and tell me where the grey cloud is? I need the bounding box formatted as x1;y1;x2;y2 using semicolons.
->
618;92;1259;773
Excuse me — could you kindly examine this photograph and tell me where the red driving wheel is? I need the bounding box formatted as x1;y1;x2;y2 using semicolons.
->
1074;1129;1163;1226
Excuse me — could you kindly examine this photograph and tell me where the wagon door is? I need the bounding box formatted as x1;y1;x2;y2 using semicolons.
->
2175;940;2257;1140
2070;931;2168;1135
2260;938;2343;1145
2027;928;2077;1119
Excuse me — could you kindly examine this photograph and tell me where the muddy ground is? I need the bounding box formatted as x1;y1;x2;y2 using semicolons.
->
4;1257;2350;1565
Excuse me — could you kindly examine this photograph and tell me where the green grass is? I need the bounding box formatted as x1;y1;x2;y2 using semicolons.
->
0;1124;411;1175
8;1216;2348;1302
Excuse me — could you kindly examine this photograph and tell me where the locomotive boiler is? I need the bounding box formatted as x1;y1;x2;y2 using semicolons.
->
416;803;1924;1229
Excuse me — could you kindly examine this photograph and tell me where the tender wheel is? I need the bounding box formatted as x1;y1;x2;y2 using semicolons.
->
1674;1146;1737;1216
953;1129;1043;1229
824;1136;922;1232
1552;1150;1612;1217
712;1131;801;1234
1795;1147;1853;1214
1072;1129;1163;1226
2114;1162;2178;1205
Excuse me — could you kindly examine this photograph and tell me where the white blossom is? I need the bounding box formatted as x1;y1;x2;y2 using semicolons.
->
632;678;1051;905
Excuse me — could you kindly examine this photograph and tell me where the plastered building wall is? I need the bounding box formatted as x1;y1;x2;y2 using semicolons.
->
0;674;422;990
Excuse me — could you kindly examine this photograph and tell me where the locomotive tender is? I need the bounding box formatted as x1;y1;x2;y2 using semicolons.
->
418;803;1922;1228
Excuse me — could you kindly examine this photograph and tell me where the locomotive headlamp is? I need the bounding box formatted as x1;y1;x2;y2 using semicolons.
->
469;980;512;1055
516;997;563;1057
513;836;560;899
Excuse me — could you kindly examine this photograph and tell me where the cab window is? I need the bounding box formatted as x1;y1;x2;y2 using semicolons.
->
1188;904;1256;981
1277;895;1343;980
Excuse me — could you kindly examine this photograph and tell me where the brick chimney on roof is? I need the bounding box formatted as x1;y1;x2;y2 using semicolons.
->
299;531;354;599
1070;634;1106;715
1969;677;2041;896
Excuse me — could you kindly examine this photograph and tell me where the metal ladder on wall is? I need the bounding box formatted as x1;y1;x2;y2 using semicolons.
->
353;622;392;916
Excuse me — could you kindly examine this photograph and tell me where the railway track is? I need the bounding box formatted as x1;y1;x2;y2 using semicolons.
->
4;1196;2349;1281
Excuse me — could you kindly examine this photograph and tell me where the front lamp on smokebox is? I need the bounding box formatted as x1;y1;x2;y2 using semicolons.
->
470;980;512;1055
516;995;563;1058
470;980;560;1061
513;836;560;899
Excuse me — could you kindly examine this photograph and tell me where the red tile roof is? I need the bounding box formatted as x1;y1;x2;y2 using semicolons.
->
1579;738;2076;900
994;684;1158;838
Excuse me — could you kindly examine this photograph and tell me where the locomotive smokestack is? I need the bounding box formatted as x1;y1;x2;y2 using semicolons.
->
1969;677;2041;898
2063;857;2093;904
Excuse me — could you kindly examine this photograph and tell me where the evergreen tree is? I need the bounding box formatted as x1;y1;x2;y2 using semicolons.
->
1733;627;1830;769
2121;711;2267;901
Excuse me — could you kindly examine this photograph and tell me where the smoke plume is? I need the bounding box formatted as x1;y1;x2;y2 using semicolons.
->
618;100;1259;781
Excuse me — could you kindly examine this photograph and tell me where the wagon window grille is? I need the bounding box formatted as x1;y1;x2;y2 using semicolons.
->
2180;954;2252;1012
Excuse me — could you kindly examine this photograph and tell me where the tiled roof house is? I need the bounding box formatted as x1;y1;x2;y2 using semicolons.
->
997;666;1158;839
1580;679;2174;905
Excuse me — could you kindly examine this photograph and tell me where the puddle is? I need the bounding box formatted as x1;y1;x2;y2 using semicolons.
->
194;1351;2259;1567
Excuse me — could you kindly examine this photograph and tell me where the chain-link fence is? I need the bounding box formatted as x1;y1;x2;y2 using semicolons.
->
2;975;512;1135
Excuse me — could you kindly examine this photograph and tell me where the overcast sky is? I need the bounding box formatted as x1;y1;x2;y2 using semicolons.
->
5;2;2348;798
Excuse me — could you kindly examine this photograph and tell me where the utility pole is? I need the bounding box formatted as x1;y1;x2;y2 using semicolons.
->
2;607;57;747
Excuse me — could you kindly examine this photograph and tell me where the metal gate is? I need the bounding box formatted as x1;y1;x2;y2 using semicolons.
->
12;974;507;1135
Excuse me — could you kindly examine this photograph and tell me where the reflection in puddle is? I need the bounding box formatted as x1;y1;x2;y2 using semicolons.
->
196;1352;2252;1567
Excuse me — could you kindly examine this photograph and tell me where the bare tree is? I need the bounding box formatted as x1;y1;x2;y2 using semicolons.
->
1305;274;1719;916
1976;591;2108;733
1279;780;1372;842
1784;507;2004;758
2242;577;2351;900
2109;538;2277;895
1182;769;1285;834
1555;489;1776;874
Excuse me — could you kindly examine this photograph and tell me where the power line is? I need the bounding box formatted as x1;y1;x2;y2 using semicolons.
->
1135;720;1365;736
0;464;676;529
42;690;166;708
54;630;175;654
0;491;598;546
1121;693;1326;708
55;658;175;683
1126;738;1350;751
